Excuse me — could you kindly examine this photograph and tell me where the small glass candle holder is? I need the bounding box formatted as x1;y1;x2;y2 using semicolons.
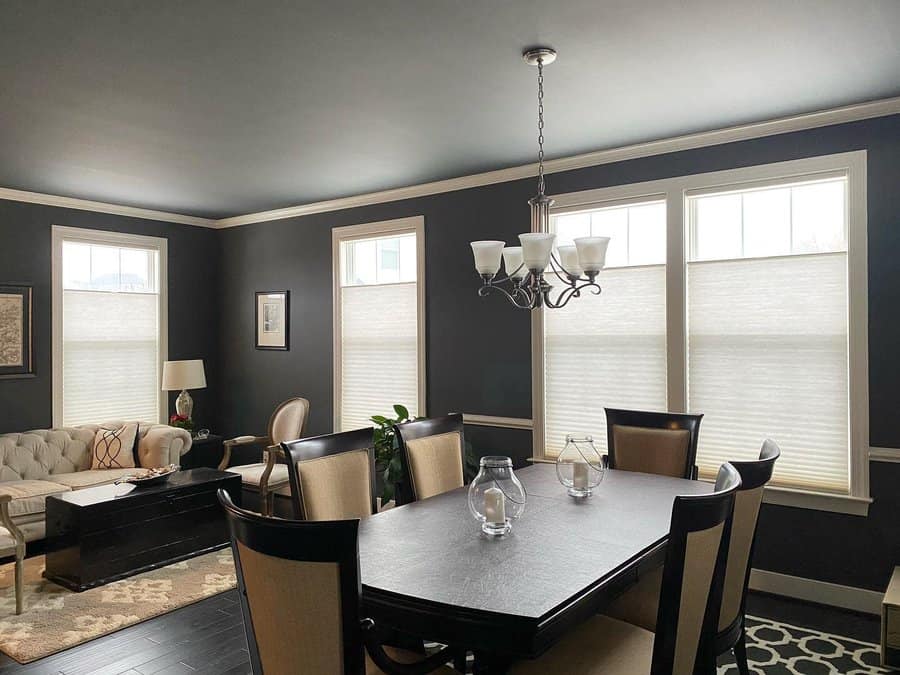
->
468;456;527;536
556;434;605;498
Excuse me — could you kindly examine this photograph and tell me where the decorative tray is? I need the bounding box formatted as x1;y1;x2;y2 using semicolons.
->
116;464;180;487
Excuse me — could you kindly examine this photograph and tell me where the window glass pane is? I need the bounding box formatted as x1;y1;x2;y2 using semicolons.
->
345;239;376;286
377;238;400;284
693;194;742;261
792;180;846;253
90;245;120;291
62;242;91;290
120;248;153;292
553;213;591;246
590;209;628;268
742;187;791;258
399;234;417;282
627;202;666;265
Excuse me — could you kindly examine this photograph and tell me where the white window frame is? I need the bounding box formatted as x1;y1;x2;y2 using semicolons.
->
332;216;426;431
533;151;869;516
51;225;169;426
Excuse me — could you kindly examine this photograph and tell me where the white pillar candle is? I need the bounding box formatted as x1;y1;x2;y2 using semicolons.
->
484;487;506;524
573;462;589;490
573;236;611;273
519;233;556;272
502;246;526;280
470;241;506;276
556;245;583;278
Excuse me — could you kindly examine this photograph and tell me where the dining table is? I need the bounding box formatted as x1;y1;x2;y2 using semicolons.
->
358;463;712;674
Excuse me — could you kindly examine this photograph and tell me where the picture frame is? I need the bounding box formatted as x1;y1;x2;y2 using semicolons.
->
0;284;34;379
255;290;289;350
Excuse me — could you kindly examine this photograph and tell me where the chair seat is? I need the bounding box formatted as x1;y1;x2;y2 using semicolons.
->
365;646;456;675
228;463;289;490
510;616;654;675
604;566;663;632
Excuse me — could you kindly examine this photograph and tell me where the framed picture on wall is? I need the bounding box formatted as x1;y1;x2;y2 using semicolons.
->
0;284;34;379
255;290;289;350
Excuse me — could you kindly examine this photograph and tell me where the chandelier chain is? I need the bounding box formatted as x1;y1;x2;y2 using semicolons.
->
537;57;545;196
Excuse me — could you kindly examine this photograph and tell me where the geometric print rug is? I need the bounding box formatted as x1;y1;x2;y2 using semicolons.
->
717;615;888;674
0;549;236;663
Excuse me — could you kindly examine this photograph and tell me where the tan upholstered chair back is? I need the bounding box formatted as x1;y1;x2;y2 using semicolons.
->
405;432;464;500
651;463;740;674
605;408;703;480
268;398;310;445
296;449;374;521
717;440;780;633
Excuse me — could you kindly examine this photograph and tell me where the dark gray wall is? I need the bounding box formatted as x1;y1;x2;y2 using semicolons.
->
0;201;219;433
218;114;900;592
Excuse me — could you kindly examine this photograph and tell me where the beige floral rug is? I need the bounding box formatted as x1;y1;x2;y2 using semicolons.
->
0;549;237;663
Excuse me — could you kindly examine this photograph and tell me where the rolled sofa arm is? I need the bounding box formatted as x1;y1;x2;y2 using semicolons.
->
138;425;194;468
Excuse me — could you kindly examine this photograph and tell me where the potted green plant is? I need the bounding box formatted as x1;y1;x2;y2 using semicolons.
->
370;404;414;504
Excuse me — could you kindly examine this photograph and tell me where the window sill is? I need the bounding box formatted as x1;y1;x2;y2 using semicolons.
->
762;486;871;517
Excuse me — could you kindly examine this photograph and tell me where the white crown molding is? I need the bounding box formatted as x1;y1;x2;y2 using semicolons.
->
749;568;883;615
215;95;900;229
1;96;898;230
0;186;217;228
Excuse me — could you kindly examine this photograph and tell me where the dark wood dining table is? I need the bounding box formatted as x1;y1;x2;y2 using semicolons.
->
358;464;711;673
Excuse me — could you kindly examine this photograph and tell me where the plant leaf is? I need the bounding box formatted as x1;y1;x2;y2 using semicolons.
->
393;404;410;420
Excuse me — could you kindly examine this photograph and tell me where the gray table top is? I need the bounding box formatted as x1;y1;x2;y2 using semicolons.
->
359;464;712;621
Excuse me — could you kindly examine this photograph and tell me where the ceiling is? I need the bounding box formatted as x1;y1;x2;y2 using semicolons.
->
2;1;899;219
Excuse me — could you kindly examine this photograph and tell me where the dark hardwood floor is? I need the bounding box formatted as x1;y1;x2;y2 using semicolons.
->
0;590;880;674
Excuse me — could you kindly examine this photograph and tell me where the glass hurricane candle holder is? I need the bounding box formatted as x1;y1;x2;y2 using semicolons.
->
468;456;527;536
556;435;605;498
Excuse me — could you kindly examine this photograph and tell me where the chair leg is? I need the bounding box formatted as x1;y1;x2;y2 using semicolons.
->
452;647;468;672
733;625;750;675
14;542;24;615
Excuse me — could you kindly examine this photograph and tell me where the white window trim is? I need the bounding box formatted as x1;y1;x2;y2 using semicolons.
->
332;216;426;431
51;225;169;426
533;150;869;516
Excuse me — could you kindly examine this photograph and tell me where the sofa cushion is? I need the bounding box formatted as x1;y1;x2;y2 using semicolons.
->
0;429;95;481
51;468;137;490
0;480;71;518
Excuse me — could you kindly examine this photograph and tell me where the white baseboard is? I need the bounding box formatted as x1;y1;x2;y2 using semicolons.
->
750;568;883;615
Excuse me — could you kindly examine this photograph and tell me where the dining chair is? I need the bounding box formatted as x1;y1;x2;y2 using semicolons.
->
219;397;310;516
604;440;780;675
218;489;456;675
510;463;741;675
280;428;377;521
604;408;703;479
394;413;465;505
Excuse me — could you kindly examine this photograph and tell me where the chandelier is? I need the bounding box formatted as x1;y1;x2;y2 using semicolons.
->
469;48;610;310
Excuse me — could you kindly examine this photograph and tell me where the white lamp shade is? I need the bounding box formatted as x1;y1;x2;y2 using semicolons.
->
519;233;556;272
470;240;506;276
574;236;611;273
502;247;526;279
557;245;583;278
162;359;207;391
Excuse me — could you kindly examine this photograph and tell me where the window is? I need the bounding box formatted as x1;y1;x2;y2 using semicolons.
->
333;217;425;431
52;226;167;426
535;152;868;514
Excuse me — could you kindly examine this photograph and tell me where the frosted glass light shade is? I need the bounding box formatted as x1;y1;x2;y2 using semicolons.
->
519;233;556;272
557;245;583;278
502;247;526;279
470;241;505;275
574;236;611;273
162;359;207;391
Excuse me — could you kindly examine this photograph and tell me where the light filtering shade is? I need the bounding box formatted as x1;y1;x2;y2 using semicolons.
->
502;247;526;279
688;253;849;493
519;233;556;272
574;236;611;272
556;245;583;278
470;240;505;275
161;359;207;391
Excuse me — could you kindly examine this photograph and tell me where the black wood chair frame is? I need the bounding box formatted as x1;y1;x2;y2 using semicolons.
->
394;413;465;506
280;427;377;520
604;407;704;480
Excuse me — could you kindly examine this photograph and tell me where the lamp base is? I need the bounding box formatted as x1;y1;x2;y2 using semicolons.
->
175;389;194;419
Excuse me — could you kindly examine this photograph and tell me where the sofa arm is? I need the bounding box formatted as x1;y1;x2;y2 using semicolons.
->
138;425;194;468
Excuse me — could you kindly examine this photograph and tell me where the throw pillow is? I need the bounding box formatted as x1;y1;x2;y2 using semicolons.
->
91;424;138;469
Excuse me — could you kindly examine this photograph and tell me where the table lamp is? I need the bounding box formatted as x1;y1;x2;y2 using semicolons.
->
162;359;207;422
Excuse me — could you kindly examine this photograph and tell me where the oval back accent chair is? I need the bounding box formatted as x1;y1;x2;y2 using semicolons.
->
280;428;377;521
394;413;465;506
604;408;703;480
218;489;455;675
511;464;741;675
219;397;310;516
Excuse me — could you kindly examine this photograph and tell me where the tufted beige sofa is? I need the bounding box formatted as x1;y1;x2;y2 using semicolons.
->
0;422;192;543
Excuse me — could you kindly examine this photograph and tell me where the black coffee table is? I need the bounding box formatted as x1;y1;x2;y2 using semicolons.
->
45;468;241;592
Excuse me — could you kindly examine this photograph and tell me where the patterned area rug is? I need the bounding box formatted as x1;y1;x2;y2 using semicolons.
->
718;615;888;674
0;549;236;663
